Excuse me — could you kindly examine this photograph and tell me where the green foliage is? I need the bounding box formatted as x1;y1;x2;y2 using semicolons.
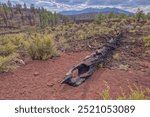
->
0;42;17;56
30;4;35;13
135;9;145;22
23;3;27;10
101;88;110;100
144;35;150;47
95;13;106;24
39;9;67;28
117;86;150;100
0;0;68;28
101;81;110;100
75;30;87;40
0;34;24;72
0;53;18;72
144;35;150;54
108;12;116;19
95;13;128;24
0;32;59;72
147;13;150;19
119;14;128;20
24;33;58;60
101;82;150;100
0;34;25;56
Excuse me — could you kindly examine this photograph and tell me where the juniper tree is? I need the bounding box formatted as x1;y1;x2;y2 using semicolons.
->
135;8;145;22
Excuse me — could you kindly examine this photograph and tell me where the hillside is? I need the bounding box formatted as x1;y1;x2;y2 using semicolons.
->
59;8;133;16
0;3;68;32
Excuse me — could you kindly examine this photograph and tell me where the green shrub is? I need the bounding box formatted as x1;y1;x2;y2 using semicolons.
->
101;88;110;100
144;35;150;47
135;9;146;22
0;34;25;56
0;32;59;72
0;42;17;56
117;87;150;100
101;81;110;100
0;34;25;72
0;53;18;72
144;35;150;54
95;13;106;24
101;83;150;100
24;33;59;60
76;30;87;40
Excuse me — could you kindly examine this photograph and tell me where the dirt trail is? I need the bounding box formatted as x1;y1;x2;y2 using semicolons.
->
0;51;150;100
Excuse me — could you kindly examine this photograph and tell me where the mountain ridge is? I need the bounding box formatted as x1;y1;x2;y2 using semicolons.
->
59;7;134;16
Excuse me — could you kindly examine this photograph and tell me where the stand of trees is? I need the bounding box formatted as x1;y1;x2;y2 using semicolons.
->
0;1;69;28
95;9;150;24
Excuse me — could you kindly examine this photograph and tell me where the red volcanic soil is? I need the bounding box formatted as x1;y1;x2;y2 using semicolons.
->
0;51;150;100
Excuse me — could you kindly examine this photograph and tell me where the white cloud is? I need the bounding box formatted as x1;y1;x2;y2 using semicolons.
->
1;0;150;13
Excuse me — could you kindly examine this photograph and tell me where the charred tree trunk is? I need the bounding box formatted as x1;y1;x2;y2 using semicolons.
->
62;32;123;87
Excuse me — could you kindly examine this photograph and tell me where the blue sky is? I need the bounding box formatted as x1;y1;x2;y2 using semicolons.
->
0;0;150;13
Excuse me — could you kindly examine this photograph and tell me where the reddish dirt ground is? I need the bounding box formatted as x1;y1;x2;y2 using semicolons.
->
0;51;150;100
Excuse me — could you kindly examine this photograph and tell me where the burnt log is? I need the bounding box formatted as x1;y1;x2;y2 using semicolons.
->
61;32;123;87
0;30;25;35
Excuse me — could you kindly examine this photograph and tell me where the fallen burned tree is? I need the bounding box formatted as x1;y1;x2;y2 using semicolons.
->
0;30;25;35
61;32;123;87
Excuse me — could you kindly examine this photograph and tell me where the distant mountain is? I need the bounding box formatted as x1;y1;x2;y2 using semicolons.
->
59;7;134;16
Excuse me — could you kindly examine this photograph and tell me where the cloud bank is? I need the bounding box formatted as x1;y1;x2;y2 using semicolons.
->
1;0;150;13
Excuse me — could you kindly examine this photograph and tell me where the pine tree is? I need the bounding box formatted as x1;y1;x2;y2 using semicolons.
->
7;0;13;18
147;12;150;19
16;4;22;14
95;13;105;24
135;8;145;22
30;4;35;13
7;0;12;8
24;3;27;10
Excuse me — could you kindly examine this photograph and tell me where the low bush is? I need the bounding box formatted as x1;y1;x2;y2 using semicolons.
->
143;35;150;54
144;35;150;47
24;33;59;60
0;35;22;72
0;53;18;73
101;83;150;100
0;42;17;56
117;86;150;100
0;32;59;73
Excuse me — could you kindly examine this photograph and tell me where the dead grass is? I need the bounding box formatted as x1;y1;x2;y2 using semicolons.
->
101;81;150;100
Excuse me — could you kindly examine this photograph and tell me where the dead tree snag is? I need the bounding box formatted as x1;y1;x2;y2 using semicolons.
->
61;32;123;87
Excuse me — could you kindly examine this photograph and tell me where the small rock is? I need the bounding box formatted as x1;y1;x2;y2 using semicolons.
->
47;83;54;87
129;71;132;74
140;69;146;72
16;59;25;65
119;64;129;71
34;72;39;76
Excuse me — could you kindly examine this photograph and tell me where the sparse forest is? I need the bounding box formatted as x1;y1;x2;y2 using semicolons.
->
0;1;68;30
0;1;150;100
